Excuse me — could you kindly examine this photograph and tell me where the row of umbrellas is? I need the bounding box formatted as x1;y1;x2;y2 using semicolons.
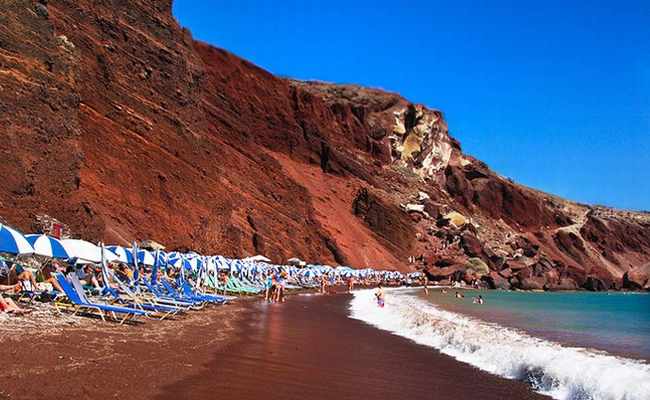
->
0;223;408;280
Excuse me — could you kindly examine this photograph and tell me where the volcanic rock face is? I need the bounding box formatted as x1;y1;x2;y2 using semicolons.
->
1;0;649;289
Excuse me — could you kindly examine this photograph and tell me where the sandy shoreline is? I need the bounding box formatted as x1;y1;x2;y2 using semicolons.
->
0;293;547;400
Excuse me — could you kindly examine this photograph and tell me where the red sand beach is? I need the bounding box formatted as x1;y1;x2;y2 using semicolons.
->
0;293;547;400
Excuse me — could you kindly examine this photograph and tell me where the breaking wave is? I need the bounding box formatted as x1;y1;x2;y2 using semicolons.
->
349;289;650;400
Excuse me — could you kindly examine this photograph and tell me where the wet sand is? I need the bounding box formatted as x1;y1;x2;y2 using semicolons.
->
1;294;548;400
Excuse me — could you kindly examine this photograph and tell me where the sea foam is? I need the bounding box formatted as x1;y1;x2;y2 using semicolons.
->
349;289;650;400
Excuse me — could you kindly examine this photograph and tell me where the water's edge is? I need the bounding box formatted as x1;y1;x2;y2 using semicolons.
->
348;289;650;400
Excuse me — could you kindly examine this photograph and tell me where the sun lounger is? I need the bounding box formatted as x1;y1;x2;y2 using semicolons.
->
178;280;228;303
54;273;147;324
143;280;204;309
88;275;183;319
161;280;218;304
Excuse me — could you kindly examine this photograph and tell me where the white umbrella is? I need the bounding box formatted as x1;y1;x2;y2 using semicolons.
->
244;255;271;263
60;239;118;263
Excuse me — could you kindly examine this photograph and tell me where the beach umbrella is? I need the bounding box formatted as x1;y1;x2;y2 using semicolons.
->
154;250;167;267
0;224;34;255
187;257;203;272
166;251;183;261
136;249;156;266
244;255;271;263
168;257;191;271
105;245;134;264
25;234;69;259
61;239;118;263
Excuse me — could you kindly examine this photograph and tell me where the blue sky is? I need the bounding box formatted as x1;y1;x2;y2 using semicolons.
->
173;1;650;210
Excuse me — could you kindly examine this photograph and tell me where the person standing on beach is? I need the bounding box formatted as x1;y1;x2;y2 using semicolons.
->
320;274;327;294
347;276;355;293
275;272;287;303
375;284;385;308
264;272;273;302
423;274;429;295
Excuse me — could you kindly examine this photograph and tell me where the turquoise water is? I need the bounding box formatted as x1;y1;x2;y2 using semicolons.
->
418;289;650;361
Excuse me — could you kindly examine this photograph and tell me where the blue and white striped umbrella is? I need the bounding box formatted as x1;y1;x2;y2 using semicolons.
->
168;257;192;271
187;257;203;272
166;252;183;262
137;249;156;266
153;251;167;267
106;246;134;264
25;234;70;259
0;224;34;255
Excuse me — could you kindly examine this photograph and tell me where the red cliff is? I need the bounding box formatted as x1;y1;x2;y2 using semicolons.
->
1;0;649;290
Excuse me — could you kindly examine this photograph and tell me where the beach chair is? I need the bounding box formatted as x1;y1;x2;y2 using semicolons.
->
54;273;147;324
161;280;214;304
228;276;261;294
178;280;228;303
143;280;203;309
82;275;183;320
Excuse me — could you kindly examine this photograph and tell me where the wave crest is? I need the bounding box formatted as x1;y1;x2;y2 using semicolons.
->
348;289;650;400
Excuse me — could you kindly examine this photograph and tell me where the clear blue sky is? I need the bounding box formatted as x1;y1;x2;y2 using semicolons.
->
173;1;650;210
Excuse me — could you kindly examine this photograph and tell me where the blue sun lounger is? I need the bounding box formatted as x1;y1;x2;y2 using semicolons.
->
160;280;211;304
143;280;203;309
55;273;147;324
84;277;183;319
178;280;228;304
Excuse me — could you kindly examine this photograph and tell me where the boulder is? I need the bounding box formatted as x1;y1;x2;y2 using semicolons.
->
404;203;425;213
510;235;539;257
506;257;533;271
409;212;423;223
464;257;490;276
426;265;466;281
462;271;477;285
514;276;546;290
423;201;441;219
547;278;578;291
460;231;483;258
622;264;650;290
35;3;49;18
482;271;511;290
442;211;467;228
499;268;513;279
583;275;611;291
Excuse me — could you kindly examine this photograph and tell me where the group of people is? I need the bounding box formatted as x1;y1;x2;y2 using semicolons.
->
264;271;288;303
317;274;360;294
0;254;200;316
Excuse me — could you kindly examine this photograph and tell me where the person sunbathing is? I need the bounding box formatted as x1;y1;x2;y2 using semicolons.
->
7;262;38;291
41;261;65;293
0;294;31;315
0;285;31;315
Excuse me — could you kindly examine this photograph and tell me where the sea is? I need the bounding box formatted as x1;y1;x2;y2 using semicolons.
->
349;287;650;400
